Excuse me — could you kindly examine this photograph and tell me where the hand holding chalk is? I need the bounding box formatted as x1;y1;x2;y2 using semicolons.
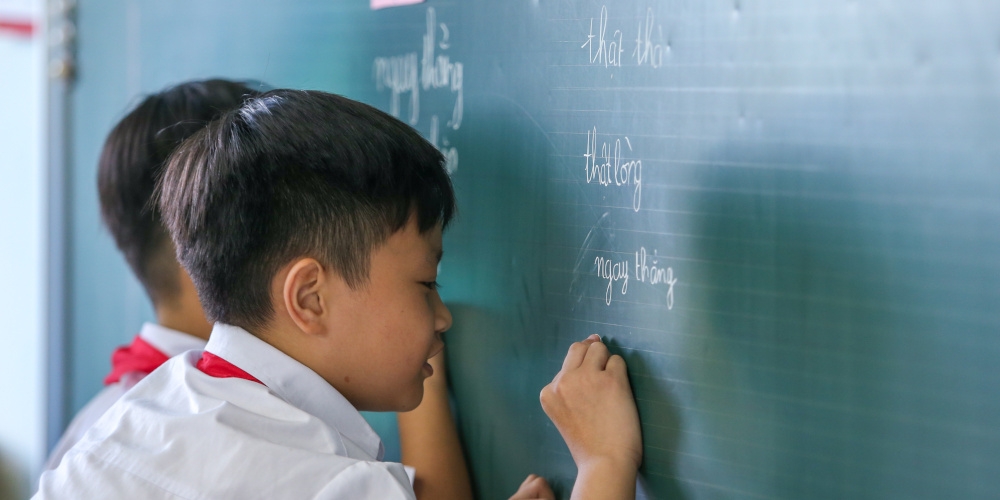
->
540;334;643;499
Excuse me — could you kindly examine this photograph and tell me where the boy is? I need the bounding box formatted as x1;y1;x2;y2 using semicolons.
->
36;90;642;498
42;80;259;471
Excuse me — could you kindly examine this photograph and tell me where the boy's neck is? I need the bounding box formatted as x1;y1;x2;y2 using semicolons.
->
156;310;212;340
154;271;212;340
151;268;213;341
156;304;212;340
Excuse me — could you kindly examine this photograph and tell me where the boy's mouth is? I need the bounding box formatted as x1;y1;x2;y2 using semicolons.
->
423;362;434;377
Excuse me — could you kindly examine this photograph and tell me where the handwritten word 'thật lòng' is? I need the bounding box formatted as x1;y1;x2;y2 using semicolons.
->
584;126;643;212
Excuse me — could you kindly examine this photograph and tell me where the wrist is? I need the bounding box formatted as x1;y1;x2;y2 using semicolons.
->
577;455;639;480
571;456;638;500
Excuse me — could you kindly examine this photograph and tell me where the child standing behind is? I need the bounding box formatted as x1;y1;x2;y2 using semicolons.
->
42;80;258;471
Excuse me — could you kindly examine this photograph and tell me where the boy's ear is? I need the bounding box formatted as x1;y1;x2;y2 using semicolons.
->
283;258;327;336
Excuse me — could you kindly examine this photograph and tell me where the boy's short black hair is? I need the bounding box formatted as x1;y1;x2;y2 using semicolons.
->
158;89;456;331
98;79;260;306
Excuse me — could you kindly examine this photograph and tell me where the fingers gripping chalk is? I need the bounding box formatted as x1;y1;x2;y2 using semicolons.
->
562;334;603;370
585;340;611;370
562;342;589;370
606;354;627;375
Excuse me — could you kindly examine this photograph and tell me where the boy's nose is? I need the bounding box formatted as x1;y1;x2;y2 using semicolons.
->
434;293;453;334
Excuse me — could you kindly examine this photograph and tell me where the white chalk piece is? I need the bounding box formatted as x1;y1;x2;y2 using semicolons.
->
370;0;424;10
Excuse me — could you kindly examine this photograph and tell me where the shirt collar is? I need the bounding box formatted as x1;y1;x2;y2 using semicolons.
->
204;323;385;461
139;322;207;357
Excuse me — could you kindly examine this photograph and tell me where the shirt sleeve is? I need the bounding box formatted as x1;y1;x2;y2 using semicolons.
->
34;448;189;500
41;383;128;472
313;460;416;500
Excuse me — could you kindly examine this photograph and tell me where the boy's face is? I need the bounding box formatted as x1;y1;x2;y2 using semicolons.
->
319;215;450;412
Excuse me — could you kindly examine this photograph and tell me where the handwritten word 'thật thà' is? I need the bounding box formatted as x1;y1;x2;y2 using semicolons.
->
581;5;669;70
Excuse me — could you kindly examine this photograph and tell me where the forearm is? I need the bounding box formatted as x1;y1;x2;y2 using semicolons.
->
398;367;473;500
570;458;638;500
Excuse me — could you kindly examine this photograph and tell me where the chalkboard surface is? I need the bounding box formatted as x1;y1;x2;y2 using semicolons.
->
68;1;1000;498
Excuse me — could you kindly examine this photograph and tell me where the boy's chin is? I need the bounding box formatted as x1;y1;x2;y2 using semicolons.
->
359;385;425;413
395;386;426;412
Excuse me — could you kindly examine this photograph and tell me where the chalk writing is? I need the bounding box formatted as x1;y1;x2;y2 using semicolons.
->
373;52;419;125
592;246;677;309
634;247;676;309
632;8;666;68
595;254;629;305
581;5;624;69
581;5;668;70
428;115;459;173
373;7;464;172
422;7;464;129
584;127;643;211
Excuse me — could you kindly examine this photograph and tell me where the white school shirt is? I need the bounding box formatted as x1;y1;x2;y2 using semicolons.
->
42;322;207;471
35;323;414;500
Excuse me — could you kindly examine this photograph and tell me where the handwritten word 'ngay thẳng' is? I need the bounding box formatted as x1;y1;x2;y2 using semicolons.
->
594;247;676;308
373;7;462;173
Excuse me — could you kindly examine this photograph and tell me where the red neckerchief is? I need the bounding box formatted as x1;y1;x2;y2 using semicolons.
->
103;335;170;385
195;352;264;386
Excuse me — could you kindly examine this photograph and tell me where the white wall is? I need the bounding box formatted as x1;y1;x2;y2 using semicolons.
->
0;0;47;496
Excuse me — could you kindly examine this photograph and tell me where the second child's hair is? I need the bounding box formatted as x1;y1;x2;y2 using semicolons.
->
158;90;456;331
97;79;260;306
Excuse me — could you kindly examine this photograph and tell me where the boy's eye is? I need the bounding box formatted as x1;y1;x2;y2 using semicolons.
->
421;281;441;291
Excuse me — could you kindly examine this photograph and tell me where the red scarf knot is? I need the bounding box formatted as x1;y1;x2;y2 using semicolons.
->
104;335;170;385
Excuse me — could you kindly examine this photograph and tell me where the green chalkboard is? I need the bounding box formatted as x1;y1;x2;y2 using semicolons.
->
67;1;1000;498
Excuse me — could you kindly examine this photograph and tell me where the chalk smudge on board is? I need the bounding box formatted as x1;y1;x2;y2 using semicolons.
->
569;212;613;304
